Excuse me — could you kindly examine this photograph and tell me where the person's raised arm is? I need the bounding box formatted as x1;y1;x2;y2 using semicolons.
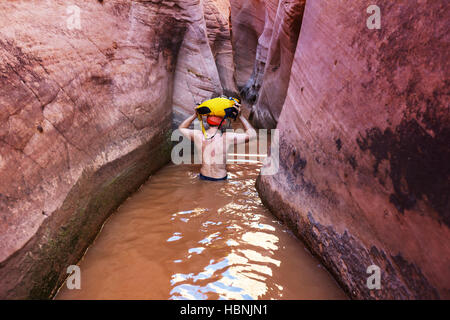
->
227;114;257;145
178;113;197;141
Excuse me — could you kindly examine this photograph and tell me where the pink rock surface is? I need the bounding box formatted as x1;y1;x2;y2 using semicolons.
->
248;0;305;128
0;0;198;299
239;0;279;104
172;0;238;125
257;0;450;299
232;0;306;129
230;0;266;88
1;0;448;301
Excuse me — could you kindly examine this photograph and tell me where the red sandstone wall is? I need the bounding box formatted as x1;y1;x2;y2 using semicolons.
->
1;0;448;300
231;0;306;129
257;0;449;299
172;0;238;126
248;0;305;128
230;0;266;88
0;0;196;299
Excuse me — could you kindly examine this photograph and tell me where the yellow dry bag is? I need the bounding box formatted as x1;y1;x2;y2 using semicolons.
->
195;97;241;138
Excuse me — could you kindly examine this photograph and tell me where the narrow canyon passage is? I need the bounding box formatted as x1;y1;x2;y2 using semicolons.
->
56;162;345;300
1;0;447;300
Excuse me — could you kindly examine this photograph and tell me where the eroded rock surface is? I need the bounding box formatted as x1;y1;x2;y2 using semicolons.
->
257;0;449;299
2;0;448;301
230;0;266;88
172;0;238;126
231;0;306;128
0;0;202;299
248;0;305;128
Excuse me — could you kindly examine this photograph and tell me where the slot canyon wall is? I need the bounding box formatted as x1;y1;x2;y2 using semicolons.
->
1;0;447;300
230;0;306;128
249;0;449;299
172;0;238;126
0;0;234;299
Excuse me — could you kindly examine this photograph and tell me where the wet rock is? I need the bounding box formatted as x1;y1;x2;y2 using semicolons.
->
257;0;449;299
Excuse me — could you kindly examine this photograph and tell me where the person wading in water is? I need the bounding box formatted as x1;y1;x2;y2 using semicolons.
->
178;97;256;181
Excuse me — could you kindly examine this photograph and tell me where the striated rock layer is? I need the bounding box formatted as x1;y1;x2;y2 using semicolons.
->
248;0;305;128
0;0;213;299
172;0;238;126
230;0;266;89
257;0;449;299
231;0;306;129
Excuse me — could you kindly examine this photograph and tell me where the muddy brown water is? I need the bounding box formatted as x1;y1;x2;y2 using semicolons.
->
56;162;346;300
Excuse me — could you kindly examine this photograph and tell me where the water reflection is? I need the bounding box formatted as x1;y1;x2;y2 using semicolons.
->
56;164;346;300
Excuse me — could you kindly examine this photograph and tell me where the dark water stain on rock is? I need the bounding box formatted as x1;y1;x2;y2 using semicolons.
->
256;177;440;299
335;138;342;151
357;117;450;226
154;16;187;72
389;253;440;299
90;75;113;86
348;0;449;225
278;135;319;198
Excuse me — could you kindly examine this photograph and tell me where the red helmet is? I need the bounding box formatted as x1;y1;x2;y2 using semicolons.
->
207;115;223;126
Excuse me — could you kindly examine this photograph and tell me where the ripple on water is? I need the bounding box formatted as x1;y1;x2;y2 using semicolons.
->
56;163;346;300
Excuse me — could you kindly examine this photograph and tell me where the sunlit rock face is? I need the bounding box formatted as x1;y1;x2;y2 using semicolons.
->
229;0;266;88
172;0;238;126
0;0;194;299
248;0;305;128
231;0;306;129
235;0;278;102
257;0;450;299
